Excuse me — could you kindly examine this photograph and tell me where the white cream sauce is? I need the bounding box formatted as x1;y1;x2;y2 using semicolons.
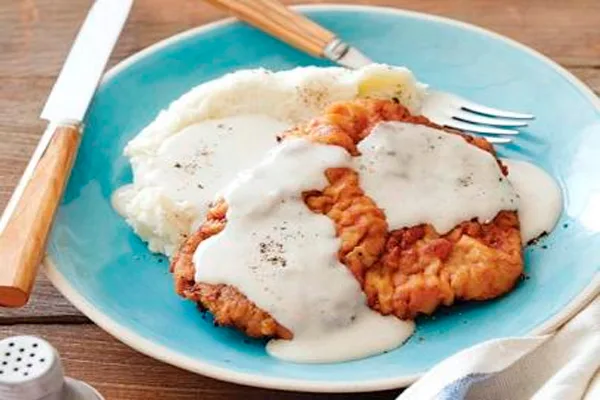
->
134;114;288;209
503;159;562;243
111;114;289;254
355;122;519;233
193;139;414;363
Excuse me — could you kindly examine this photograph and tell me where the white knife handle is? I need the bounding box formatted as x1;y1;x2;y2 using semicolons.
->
0;123;81;307
206;0;336;58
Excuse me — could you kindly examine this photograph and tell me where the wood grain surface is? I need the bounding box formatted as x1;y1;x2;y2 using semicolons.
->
0;0;599;399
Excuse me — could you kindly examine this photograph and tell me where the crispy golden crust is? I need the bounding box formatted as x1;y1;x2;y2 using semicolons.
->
303;169;388;283
171;99;523;339
364;211;522;319
171;200;293;339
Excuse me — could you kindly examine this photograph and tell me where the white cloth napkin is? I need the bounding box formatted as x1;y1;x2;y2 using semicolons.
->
398;294;600;400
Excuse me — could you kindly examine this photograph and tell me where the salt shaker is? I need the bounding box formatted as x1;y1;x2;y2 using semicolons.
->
0;335;103;400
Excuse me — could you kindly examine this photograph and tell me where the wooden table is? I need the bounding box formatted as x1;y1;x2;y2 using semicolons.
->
0;0;598;398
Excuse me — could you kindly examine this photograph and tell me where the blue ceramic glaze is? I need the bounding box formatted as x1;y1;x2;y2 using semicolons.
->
46;6;600;392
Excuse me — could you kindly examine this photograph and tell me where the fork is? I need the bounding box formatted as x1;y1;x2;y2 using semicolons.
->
206;0;534;144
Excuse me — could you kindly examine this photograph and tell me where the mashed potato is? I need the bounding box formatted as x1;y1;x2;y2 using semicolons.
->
114;64;427;255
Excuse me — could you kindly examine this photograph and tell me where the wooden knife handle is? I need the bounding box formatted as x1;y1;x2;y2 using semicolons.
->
0;124;81;307
206;0;335;57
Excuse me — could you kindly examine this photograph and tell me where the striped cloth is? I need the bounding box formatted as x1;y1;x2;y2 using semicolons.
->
398;295;600;400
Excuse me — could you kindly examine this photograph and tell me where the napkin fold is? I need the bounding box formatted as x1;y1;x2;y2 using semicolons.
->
398;294;600;400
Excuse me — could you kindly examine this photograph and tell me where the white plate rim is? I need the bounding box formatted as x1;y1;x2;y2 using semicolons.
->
44;3;600;393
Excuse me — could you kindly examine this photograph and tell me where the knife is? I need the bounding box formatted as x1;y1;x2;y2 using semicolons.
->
0;0;133;307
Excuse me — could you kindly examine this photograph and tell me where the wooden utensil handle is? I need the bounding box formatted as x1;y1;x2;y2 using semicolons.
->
206;0;335;57
0;124;81;307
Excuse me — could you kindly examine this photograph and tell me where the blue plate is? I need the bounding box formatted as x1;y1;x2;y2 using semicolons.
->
45;5;600;392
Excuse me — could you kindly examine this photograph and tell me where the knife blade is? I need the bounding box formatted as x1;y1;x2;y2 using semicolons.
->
42;0;133;122
0;0;133;307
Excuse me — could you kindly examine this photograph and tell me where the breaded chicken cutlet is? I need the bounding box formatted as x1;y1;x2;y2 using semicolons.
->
171;99;523;339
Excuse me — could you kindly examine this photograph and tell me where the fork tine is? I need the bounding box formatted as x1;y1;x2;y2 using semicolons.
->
481;136;513;144
453;111;530;127
459;99;534;120
444;120;519;135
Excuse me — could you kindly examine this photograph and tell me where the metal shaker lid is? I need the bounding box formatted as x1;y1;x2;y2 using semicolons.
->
0;335;103;400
